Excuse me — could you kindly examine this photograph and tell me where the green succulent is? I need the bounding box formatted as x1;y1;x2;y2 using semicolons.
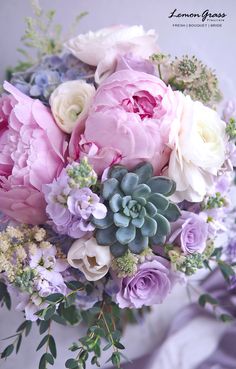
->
92;162;181;257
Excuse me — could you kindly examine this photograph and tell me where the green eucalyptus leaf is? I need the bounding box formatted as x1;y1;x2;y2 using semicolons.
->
1;344;14;358
220;314;234;322
49;335;57;358
65;358;78;368
45;293;64;303
16;334;22;354
65;280;84;291
39;320;50;335
199;294;218;307
36;335;49;351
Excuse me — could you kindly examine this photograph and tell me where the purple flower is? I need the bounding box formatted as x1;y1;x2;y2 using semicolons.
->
67;188;106;220
223;99;236;123
115;53;155;75
29;246;68;285
116;257;174;309
43;165;107;238
168;211;208;254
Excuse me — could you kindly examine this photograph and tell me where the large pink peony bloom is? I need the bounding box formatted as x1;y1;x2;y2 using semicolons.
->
69;69;180;175
0;82;67;224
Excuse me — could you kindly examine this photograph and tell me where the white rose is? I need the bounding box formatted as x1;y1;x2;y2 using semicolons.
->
167;93;226;202
67;237;111;281
64;25;159;84
49;80;95;133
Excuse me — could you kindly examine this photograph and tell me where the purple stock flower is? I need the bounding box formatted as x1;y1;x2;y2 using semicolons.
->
116;257;175;309
29;246;68;285
67;188;106;220
168;211;208;254
43;165;107;238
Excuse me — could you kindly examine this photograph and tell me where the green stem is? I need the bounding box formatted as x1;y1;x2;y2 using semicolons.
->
158;64;162;80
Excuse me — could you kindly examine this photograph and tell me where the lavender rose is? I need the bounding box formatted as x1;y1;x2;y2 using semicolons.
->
116;257;175;309
168;211;208;254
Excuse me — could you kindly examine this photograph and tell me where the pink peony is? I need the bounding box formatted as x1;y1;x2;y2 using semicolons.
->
0;82;68;224
69;69;179;176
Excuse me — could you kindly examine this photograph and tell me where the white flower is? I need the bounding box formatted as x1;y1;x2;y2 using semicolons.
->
67;237;111;281
64;25;159;83
49;80;95;133
167;93;226;202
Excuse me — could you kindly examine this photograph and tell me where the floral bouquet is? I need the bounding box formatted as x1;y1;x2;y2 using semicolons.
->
1;4;236;369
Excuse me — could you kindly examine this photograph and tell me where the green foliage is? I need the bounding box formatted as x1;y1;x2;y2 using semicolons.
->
202;192;227;210
169;249;206;276
226;118;236;139
65;300;125;369
198;294;218;307
8;0;88;76
220;314;234;322
14;268;37;293
0;281;11;310
218;260;235;281
1;320;32;360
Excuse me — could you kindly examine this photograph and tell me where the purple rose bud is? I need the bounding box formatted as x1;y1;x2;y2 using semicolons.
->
168;211;208;254
116;257;175;309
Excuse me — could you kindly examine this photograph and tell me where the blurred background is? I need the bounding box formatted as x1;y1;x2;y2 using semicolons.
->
0;1;236;368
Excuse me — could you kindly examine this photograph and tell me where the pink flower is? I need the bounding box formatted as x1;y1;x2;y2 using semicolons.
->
69;69;179;176
0;82;67;224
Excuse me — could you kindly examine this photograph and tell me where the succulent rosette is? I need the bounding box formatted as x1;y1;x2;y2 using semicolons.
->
0;17;235;369
92;162;181;256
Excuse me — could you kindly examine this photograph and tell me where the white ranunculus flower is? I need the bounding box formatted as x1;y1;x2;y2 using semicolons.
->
49;80;95;134
167;93;226;202
67;237;111;281
64;25;159;84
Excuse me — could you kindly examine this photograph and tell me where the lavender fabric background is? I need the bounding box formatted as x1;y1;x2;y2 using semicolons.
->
0;0;236;368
